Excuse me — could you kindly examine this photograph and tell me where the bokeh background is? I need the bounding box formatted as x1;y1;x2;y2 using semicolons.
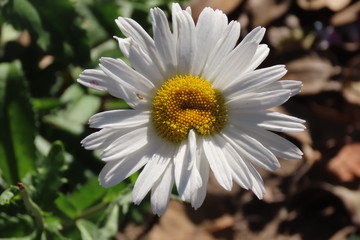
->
1;0;360;239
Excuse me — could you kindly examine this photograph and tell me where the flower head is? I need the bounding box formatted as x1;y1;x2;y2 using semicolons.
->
78;3;305;216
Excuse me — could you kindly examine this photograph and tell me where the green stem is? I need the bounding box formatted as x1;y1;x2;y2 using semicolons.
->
17;183;44;239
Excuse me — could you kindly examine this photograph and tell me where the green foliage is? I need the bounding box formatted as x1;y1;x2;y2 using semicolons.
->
55;178;107;219
0;61;36;185
44;84;101;135
0;185;18;205
0;0;187;238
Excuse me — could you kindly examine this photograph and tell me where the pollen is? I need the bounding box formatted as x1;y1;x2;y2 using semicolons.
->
152;75;228;143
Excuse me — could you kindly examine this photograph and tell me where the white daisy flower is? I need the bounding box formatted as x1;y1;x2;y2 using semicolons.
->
78;3;305;216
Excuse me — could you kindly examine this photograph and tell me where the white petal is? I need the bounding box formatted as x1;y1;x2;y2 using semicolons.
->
81;128;126;150
115;17;155;54
132;143;176;204
229;111;306;133
218;135;252;189
176;10;196;74
77;69;128;100
89;110;149;129
114;37;164;86
242;126;303;160
171;3;183;41
174;141;187;197
276;80;303;96
187;130;197;170
192;8;228;75
174;130;202;201
99;148;150;188
222;127;280;171
239;26;266;45
116;37;131;57
100;57;155;100
101;127;150;161
202;20;241;79
202;135;233;191
190;144;210;209
151;8;177;77
244;44;270;72
223;65;287;95
211;42;258;88
243;160;266;199
227;89;291;110
151;163;174;216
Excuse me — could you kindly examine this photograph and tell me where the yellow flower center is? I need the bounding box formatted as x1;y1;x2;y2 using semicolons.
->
152;75;228;143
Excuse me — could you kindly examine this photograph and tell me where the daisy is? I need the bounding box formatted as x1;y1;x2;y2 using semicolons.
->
78;3;305;216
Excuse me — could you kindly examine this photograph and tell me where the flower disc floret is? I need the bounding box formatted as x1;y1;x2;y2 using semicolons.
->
152;75;228;143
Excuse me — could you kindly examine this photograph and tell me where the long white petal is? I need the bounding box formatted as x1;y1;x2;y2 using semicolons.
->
218;135;253;189
242;126;303;160
229;110;306;133
227;89;292;110
151;8;177;77
191;143;210;209
89;110;149;129
77;69;125;98
78;69;142;109
115;17;155;54
192;8;228;75
212;42;258;88
174;130;201;201
114;37;164;86
100;57;155;99
132;143;176;204
243;160;266;199
151;163;175;216
244;44;270;73
239;26;266;45
202;135;233;191
176;10;196;74
99;148;150;188
81;128;128;150
223;65;287;95
171;3;183;41
202;20;241;79
222;127;280;171
101;127;150;161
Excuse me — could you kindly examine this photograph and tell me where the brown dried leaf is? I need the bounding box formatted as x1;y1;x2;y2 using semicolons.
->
148;200;215;240
331;1;360;26
327;143;360;182
326;184;360;224
343;55;360;105
245;0;291;26
297;0;351;11
284;54;341;95
187;0;243;20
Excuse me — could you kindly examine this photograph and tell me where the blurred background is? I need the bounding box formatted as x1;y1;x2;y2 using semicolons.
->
0;0;360;239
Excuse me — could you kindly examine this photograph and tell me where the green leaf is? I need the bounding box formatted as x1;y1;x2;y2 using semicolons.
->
0;212;34;238
0;185;19;205
60;84;85;103
34;141;68;210
75;204;120;240
98;204;119;239
32;98;63;111
0;0;50;49
76;219;98;240
44;94;100;135
43;84;100;135
55;178;107;219
31;0;90;65
44;215;70;240
0;61;36;185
